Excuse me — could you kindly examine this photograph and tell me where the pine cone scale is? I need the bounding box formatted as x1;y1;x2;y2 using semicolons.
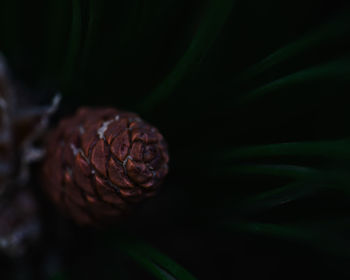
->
90;139;108;177
107;157;132;189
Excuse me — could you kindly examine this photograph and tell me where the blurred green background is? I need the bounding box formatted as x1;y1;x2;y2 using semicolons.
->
1;0;350;279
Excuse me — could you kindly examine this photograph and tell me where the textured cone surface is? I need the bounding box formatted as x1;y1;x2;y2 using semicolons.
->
42;107;169;226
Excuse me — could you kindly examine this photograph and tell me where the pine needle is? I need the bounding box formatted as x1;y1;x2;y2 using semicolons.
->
117;237;197;280
139;0;235;112
222;164;319;179
220;139;350;160
224;221;350;258
62;0;82;86
239;57;350;103
234;12;350;83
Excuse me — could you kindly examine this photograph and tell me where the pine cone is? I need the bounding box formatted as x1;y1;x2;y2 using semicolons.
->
42;107;169;226
0;53;58;257
0;190;40;257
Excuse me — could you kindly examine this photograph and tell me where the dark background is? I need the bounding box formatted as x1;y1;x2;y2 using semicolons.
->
1;0;350;279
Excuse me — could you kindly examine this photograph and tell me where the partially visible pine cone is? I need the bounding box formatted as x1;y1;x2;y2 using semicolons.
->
1;53;59;257
42;107;169;226
1;53;60;192
0;190;40;257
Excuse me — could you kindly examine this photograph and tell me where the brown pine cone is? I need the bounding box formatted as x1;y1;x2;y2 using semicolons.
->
42;107;169;226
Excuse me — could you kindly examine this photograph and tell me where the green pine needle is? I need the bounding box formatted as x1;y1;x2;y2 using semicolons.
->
220;139;350;160
139;0;235;111
235;181;320;212
48;272;69;280
222;164;319;179
62;0;82;86
118;238;197;280
81;0;102;69
239;57;350;103
234;11;350;83
228;222;314;240
225;221;350;258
